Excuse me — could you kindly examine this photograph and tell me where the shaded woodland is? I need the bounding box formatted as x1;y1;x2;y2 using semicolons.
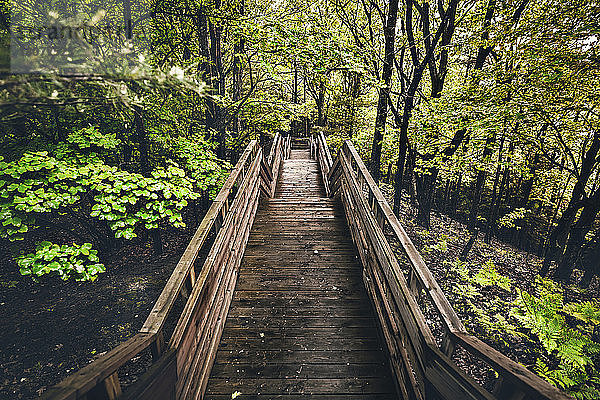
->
1;0;599;398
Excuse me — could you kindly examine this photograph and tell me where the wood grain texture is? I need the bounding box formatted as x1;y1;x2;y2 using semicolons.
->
44;134;571;400
204;149;398;399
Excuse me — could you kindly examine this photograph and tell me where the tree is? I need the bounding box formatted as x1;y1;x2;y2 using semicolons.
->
369;0;399;182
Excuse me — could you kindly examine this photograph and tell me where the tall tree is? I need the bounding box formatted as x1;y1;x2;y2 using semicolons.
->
369;0;399;182
392;0;460;224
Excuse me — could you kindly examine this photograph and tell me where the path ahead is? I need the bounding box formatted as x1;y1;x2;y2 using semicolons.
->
204;148;397;399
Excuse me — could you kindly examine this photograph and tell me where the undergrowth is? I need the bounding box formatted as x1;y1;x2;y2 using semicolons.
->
444;259;600;399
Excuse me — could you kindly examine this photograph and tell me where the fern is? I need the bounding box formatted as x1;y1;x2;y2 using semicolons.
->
447;259;470;281
511;277;600;397
564;301;600;326
445;262;600;397
472;260;511;291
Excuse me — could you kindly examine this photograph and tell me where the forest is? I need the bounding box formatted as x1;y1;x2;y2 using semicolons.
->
0;0;599;398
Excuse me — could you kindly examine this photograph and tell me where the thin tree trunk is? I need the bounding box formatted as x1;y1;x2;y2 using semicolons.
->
555;188;600;281
209;9;226;159
370;0;400;182
405;0;488;223
580;232;600;287
485;132;506;242
133;105;150;175
519;152;539;207
231;0;245;146
468;132;495;231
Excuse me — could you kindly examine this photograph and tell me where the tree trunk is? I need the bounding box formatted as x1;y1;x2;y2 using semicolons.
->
315;81;326;126
519;152;539;207
231;0;245;145
460;229;479;261
123;0;132;40
580;232;600;288
468;132;495;231
485;133;506;242
451;174;462;216
133;106;150;175
416;167;440;228
197;7;214;143
402;0;485;222
370;0;400;182
542;130;600;275
208;8;226;159
554;188;600;281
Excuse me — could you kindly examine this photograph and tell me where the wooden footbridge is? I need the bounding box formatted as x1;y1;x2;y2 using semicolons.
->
44;134;571;400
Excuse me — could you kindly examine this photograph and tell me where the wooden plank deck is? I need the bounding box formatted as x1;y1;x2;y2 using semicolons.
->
204;149;398;399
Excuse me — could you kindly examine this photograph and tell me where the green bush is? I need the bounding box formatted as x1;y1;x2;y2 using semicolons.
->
512;278;600;398
18;242;105;282
0;127;229;282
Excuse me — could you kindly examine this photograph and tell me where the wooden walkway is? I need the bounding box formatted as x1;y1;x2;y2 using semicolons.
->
45;134;570;400
204;149;397;399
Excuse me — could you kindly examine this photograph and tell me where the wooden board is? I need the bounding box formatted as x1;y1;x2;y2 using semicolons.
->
204;151;398;399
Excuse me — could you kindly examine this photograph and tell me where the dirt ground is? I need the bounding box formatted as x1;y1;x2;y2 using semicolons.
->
0;225;195;399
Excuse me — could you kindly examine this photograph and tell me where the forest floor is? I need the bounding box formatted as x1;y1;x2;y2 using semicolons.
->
380;183;600;390
0;223;199;399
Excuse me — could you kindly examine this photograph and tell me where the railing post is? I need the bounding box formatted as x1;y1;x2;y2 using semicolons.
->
86;373;122;400
151;330;165;361
440;330;455;357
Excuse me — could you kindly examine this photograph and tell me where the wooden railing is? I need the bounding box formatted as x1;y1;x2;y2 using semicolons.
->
310;131;333;196
315;137;571;400
43;135;289;400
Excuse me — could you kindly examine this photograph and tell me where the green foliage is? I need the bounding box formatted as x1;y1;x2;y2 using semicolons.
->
442;254;600;396
473;261;511;291
447;261;600;397
445;259;520;343
497;208;528;230
149;133;230;199
0;148;199;243
0;124;211;281
511;278;565;353
564;301;600;327
90;161;199;237
18;241;105;282
424;238;448;254
67;126;121;151
510;277;600;398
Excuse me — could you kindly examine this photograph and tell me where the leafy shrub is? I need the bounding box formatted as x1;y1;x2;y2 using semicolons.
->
564;301;600;327
424;238;448;253
473;261;511;291
0;151;199;243
0;126;218;282
67;126;121;151
446;260;600;397
498;207;527;230
18;242;105;282
446;259;520;343
149;134;230;198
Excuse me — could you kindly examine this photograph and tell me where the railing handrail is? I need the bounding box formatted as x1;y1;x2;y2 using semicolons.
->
317;136;571;400
43;136;287;400
334;141;466;335
141;140;261;336
311;131;334;196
